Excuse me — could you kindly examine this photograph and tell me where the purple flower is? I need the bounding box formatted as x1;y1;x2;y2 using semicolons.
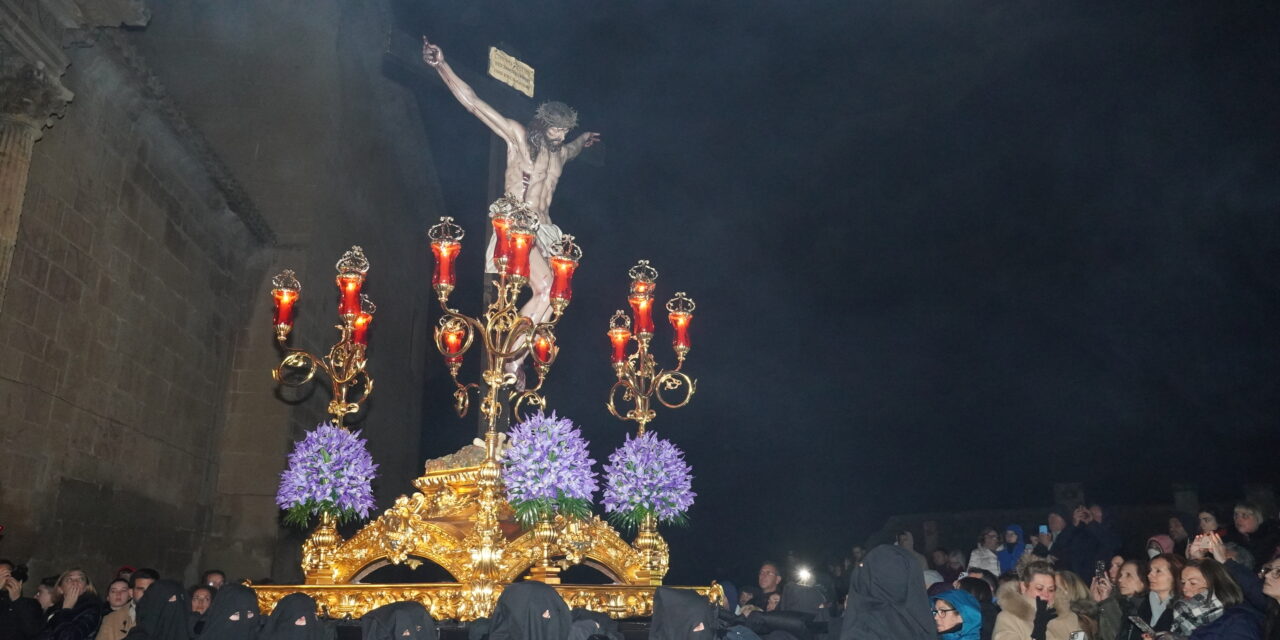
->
276;422;378;526
602;431;695;527
501;412;598;525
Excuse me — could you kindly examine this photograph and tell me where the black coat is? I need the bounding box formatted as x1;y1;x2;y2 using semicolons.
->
0;592;44;640
1235;521;1280;568
36;593;103;640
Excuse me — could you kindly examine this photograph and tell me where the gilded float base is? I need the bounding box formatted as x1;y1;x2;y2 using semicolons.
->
249;582;722;621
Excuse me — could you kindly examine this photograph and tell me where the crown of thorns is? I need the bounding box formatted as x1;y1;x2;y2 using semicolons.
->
534;101;578;129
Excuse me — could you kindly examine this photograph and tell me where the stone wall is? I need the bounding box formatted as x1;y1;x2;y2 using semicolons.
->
0;39;267;583
129;0;443;583
0;0;444;586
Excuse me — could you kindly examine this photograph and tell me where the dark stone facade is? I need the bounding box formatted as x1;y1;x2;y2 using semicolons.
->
0;0;443;587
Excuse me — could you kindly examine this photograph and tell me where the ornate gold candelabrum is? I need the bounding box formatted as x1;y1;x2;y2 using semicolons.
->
428;203;581;596
605;260;697;436
605;260;696;581
251;226;721;618
269;246;376;429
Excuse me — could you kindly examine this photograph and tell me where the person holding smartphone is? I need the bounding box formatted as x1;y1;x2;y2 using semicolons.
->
1114;554;1183;640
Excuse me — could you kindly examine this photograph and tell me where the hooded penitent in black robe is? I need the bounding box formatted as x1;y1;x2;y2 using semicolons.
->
198;585;261;640
488;582;571;640
260;593;330;640
571;607;623;640
839;545;935;640
123;581;188;640
651;587;719;640
361;601;436;640
186;610;207;638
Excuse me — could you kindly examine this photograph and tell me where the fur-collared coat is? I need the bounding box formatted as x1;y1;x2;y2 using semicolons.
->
992;581;1085;640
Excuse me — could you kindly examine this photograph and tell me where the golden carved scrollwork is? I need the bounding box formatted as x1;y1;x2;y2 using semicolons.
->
294;462;669;587
249;583;722;621
265;444;678;619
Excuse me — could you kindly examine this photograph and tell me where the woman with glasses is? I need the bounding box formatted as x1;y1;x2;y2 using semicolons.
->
933;589;982;640
1261;560;1280;640
971;528;1002;578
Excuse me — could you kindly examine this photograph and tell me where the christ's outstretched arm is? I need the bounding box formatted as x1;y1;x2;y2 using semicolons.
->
423;38;523;144
564;131;601;160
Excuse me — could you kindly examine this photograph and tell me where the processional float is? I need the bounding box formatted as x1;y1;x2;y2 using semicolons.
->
250;197;714;620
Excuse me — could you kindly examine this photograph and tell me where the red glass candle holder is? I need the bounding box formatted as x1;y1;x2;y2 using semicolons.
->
270;270;302;336
669;311;692;350
431;240;460;288
629;294;654;335
533;333;553;364
609;326;631;363
508;231;534;279
491;216;511;267
550;256;577;302
352;312;372;345
272;288;298;329
337;274;364;319
442;326;466;364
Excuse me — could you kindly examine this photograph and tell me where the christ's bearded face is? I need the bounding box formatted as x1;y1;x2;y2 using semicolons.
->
527;123;566;159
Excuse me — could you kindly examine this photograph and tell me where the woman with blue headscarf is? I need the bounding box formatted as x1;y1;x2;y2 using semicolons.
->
932;589;983;640
998;525;1028;574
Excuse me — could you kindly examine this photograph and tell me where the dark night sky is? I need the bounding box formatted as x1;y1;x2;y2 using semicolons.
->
394;1;1280;583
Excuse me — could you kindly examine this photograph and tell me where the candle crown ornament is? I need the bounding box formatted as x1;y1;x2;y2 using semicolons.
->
606;260;697;435
269;246;376;428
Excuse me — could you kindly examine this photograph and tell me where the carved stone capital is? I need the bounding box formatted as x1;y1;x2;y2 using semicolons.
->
0;59;73;132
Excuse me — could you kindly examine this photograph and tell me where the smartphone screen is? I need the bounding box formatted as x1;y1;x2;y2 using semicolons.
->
1128;616;1155;635
1039;525;1049;535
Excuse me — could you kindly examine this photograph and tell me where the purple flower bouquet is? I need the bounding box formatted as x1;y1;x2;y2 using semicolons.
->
602;431;696;529
500;412;599;527
276;423;378;527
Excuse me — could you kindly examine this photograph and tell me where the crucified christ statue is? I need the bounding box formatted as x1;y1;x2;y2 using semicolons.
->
423;38;598;311
423;39;599;385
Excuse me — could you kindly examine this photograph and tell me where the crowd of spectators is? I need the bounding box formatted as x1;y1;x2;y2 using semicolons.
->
0;564;333;640
722;500;1279;640
1;499;1277;639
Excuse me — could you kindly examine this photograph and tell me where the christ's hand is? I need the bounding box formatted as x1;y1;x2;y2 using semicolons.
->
581;132;601;147
422;37;443;67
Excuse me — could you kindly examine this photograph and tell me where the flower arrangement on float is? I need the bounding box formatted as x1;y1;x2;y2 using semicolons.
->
602;430;696;529
276;422;378;527
500;412;599;527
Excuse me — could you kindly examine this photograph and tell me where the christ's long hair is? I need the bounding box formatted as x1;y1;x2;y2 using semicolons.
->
526;118;564;161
